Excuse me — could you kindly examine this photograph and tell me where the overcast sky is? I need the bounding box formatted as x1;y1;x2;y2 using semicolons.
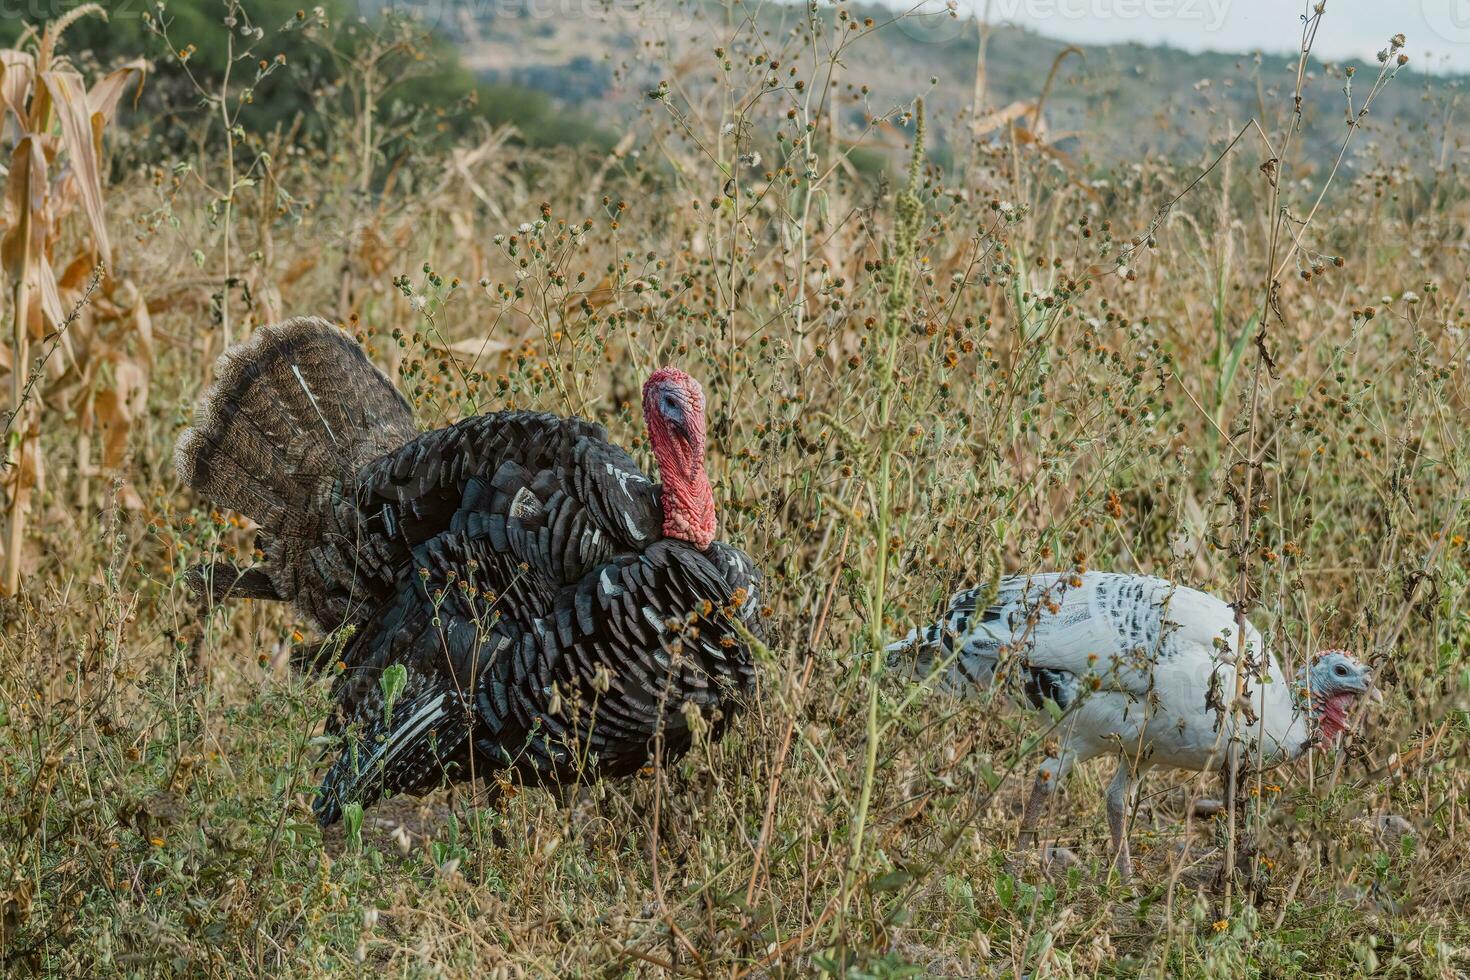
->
946;0;1470;73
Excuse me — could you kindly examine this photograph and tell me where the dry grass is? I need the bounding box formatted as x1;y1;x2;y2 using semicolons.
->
2;3;1469;976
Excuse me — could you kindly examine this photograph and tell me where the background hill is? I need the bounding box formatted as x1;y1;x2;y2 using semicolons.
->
448;0;1466;169
6;0;1464;171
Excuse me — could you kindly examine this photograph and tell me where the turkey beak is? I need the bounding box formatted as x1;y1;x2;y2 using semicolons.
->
665;404;692;442
1362;667;1383;704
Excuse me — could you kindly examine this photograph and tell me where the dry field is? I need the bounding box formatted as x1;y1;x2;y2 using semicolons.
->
2;3;1468;976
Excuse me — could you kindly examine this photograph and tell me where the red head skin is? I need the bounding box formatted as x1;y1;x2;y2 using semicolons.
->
642;367;716;550
1316;694;1356;746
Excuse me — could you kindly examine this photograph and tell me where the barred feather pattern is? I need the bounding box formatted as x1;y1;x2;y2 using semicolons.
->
890;571;1373;881
887;572;1255;709
174;317;417;616
884;571;1329;770
176;319;762;825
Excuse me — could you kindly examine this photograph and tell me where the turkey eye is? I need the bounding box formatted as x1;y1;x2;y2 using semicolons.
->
1334;665;1348;676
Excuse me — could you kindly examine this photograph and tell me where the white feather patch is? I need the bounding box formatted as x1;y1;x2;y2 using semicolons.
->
510;486;540;520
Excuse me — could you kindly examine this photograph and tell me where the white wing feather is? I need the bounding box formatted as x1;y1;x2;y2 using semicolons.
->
892;572;1274;698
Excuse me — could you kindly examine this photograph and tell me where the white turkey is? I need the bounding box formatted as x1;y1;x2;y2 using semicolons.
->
176;317;763;824
888;571;1377;879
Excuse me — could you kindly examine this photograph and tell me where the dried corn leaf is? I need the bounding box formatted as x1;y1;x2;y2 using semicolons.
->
41;69;109;265
0;50;35;125
56;250;91;291
93;356;145;471
1;419;42;501
972;99;1034;139
355;224;394;277
278;253;316;289
34;253;64;329
113;278;153;364
1;135;47;283
85;58;145;125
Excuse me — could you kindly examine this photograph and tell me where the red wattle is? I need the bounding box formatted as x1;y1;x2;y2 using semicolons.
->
643;367;717;550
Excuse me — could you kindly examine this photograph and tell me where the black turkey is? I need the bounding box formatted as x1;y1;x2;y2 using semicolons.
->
176;317;762;824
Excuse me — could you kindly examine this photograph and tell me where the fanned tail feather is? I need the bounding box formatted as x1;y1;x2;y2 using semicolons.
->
175;317;417;607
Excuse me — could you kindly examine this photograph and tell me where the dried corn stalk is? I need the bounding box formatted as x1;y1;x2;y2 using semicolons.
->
0;6;146;595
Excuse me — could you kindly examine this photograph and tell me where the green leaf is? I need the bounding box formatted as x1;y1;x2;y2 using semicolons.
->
1215;313;1258;419
380;664;407;725
871;868;912;892
343;802;363;852
995;872;1015;910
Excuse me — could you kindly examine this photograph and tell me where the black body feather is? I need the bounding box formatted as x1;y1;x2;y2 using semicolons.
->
176;319;762;824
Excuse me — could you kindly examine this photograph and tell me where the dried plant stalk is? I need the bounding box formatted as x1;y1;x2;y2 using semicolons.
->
0;11;146;595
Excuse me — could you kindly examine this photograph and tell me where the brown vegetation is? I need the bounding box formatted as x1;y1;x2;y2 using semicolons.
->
1;4;1467;975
